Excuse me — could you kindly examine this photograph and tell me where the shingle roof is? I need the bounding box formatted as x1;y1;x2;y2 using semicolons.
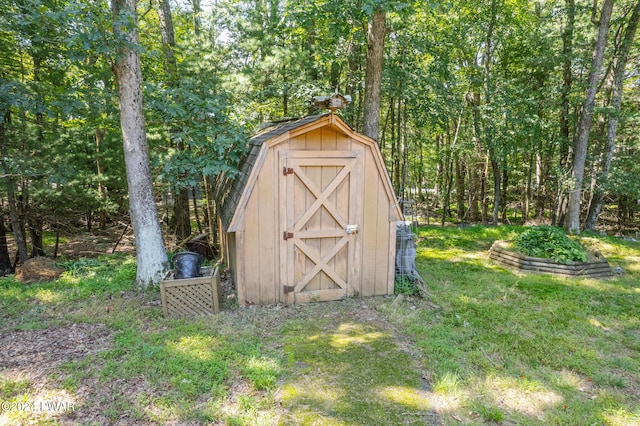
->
214;113;331;231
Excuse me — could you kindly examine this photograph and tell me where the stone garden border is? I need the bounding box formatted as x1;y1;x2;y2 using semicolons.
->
489;240;613;278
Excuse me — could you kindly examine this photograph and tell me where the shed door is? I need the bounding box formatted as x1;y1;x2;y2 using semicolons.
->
281;151;362;304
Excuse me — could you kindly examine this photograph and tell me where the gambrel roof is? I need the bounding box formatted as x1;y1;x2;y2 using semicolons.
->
214;113;401;233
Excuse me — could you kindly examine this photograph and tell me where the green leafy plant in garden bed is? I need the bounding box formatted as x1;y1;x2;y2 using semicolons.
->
513;225;588;264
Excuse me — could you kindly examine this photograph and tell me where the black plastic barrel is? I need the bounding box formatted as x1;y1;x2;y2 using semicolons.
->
173;251;204;279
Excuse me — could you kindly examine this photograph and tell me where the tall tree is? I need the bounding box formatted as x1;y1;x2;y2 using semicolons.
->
362;7;386;141
483;0;500;225
566;0;615;234
585;0;640;230
157;0;192;242
112;0;168;287
0;112;28;264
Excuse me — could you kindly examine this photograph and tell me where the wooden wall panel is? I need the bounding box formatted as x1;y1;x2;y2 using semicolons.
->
360;147;379;297
375;173;391;295
336;127;352;151
243;184;261;305
227;232;237;294
257;149;277;304
234;231;246;306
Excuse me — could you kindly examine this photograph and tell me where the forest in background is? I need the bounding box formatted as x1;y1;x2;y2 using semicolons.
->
2;0;640;274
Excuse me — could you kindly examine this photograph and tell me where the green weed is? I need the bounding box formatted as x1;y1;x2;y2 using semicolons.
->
513;225;588;263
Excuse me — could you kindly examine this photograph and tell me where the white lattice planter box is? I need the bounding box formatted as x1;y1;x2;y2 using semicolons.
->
160;266;221;318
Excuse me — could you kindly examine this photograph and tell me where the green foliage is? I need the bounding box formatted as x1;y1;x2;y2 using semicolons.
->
394;275;419;296
513;225;588;264
474;403;505;423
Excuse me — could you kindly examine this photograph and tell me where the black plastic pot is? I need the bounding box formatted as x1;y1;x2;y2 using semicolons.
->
173;251;204;279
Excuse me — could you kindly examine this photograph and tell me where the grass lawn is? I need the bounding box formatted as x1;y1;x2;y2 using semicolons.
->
1;225;639;425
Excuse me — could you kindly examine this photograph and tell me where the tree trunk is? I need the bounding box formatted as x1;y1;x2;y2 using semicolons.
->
0;112;28;264
157;0;191;242
455;154;465;221
565;0;614;234
490;154;500;225
29;217;45;257
158;0;178;84
501;167;509;222
469;91;482;222
95;128;108;230
192;0;201;36
481;155;489;223
525;150;533;221
362;8;386;141
112;0;168;287
559;0;576;165
345;40;363;129
484;0;500;225
0;219;13;276
202;174;218;248
468;157;481;222
585;0;640;231
192;185;203;234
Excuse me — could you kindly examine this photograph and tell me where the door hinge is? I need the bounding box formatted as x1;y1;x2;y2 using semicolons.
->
283;285;295;294
283;231;294;240
283;167;294;175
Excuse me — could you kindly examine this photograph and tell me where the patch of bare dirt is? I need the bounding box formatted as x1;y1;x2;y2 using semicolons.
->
0;323;112;383
0;323;113;425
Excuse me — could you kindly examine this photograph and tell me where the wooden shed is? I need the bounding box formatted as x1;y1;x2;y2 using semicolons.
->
215;113;403;306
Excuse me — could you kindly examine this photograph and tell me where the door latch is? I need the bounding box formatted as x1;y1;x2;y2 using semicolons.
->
346;224;359;235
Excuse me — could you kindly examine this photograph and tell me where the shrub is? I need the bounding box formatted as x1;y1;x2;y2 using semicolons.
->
513;225;588;264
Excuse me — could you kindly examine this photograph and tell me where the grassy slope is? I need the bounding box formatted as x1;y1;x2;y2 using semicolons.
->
382;225;640;425
1;226;639;425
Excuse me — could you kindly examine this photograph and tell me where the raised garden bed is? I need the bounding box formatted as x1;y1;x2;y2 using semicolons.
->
489;240;613;278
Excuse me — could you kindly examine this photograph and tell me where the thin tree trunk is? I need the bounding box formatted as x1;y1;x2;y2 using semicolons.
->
345;40;362;129
525;150;534;221
501;167;508;222
0;219;13;276
481;155;489;223
192;186;203;234
112;0;168;287
157;0;191;241
469;91;482;222
202;174;217;247
559;0;576;165
434;134;442;202
442;107;464;225
455;154;465;221
362;8;386;141
95;128;108;230
566;0;614;234
484;0;500;225
0;112;28;264
585;0;640;231
29;217;45;257
192;0;201;36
